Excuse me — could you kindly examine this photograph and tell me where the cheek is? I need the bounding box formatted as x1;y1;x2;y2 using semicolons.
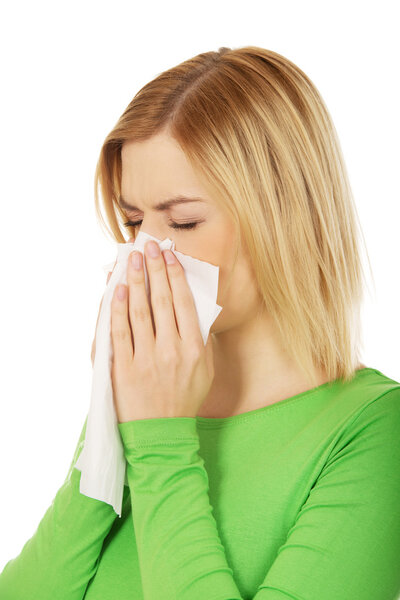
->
173;219;245;309
175;222;235;278
215;249;261;327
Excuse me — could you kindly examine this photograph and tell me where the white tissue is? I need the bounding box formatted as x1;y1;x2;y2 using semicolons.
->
74;230;223;516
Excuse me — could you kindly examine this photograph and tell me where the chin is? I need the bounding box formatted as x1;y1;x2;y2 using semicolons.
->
210;309;225;333
209;314;235;335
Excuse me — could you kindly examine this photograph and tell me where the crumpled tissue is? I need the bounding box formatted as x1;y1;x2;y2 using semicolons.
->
74;230;223;516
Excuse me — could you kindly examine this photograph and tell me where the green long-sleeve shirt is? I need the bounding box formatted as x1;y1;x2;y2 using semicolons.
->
1;366;400;599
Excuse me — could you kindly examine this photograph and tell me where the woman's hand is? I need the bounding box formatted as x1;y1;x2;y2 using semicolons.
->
91;237;135;367
110;240;215;423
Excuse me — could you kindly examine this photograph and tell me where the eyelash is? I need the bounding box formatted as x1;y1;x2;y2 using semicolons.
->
123;219;200;231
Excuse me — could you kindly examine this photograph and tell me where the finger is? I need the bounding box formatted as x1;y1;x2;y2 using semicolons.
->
143;241;179;345
162;249;203;346
101;241;132;366
111;283;133;372
107;258;117;284
93;255;119;366
91;290;107;366
126;249;155;357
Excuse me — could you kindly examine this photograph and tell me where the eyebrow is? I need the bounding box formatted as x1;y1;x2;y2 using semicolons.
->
118;194;206;212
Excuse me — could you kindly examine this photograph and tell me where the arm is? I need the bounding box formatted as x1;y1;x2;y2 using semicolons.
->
118;388;400;600
118;417;242;600
0;415;120;600
255;387;400;599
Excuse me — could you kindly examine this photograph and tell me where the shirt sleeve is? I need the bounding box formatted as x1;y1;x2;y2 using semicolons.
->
118;416;243;600
256;387;400;600
0;415;120;600
118;388;400;600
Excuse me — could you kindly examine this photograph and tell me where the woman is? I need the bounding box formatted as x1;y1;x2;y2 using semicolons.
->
1;45;399;600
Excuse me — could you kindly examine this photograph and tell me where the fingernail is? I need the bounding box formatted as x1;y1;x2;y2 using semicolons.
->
146;241;160;257
117;284;127;300
131;251;142;270
163;249;176;264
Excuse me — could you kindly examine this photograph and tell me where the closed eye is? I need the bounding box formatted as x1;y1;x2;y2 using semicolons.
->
123;219;202;231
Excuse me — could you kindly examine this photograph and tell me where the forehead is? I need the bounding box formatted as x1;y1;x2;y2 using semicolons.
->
118;193;208;213
120;135;211;209
121;134;195;178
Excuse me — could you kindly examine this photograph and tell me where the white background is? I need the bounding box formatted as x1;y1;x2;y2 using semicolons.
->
0;0;399;570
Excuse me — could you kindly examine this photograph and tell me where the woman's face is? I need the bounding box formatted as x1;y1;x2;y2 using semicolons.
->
120;129;261;333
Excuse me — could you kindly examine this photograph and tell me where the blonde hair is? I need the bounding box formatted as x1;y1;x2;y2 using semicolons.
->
94;45;373;387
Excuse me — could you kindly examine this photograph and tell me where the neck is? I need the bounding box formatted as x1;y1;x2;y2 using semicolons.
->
199;313;338;418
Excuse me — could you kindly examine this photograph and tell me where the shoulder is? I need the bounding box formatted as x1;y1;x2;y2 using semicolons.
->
264;375;400;600
323;372;400;482
348;384;400;454
328;367;400;434
342;369;400;437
